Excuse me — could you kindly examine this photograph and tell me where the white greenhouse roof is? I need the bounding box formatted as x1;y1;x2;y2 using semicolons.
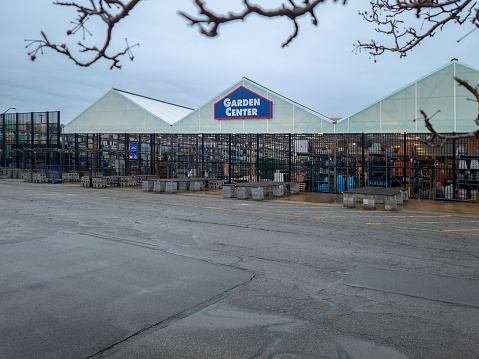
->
337;60;478;124
114;89;194;125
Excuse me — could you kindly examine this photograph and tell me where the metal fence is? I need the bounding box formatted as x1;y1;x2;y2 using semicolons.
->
1;111;61;170
2;126;478;202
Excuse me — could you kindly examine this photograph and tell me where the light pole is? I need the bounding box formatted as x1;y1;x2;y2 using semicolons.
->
2;108;17;167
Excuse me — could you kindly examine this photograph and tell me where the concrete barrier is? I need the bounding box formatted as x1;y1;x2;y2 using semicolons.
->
92;177;108;188
178;181;189;191
80;176;90;187
142;180;154;192
190;181;202;191
223;185;235;198
237;186;251;199
343;193;355;208
363;195;376;210
289;183;300;194
252;187;264;201
165;181;178;193
384;195;398;211
272;185;284;197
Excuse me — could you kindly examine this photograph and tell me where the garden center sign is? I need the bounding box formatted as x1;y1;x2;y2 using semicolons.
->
214;86;273;120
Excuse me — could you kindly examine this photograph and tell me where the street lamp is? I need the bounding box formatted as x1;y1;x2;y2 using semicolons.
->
2;108;17;167
2;108;16;115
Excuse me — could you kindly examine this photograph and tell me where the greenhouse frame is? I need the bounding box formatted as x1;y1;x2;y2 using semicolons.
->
1;60;479;202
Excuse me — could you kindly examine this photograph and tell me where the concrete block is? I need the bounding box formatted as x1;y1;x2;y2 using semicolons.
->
223;185;235;198
289;183;300;194
343;193;355;208
92;177;107;188
272;185;284;197
166;181;178;193
80;176;90;187
153;181;166;193
252;187;264;201
178;181;189;191
237;186;251;199
363;195;376;210
384;195;398;211
64;173;80;182
142;180;154;192
107;177;119;186
33;173;48;183
396;193;403;204
190;181;202;191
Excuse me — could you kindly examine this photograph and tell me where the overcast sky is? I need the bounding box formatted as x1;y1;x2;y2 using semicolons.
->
1;1;478;124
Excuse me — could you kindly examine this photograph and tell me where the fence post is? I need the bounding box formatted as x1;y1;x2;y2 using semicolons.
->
201;134;205;178
361;132;365;187
1;113;5;167
288;133;292;182
452;135;457;199
170;134;174;179
15;113;20;168
403;132;407;189
150;134;155;175
228;133;232;184
125;133;129;176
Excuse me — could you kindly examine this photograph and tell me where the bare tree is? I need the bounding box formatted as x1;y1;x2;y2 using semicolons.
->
418;77;479;146
356;0;479;58
354;0;479;143
26;0;142;70
27;0;479;142
179;0;347;48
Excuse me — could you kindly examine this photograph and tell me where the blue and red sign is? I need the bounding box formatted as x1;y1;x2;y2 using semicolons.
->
214;86;273;120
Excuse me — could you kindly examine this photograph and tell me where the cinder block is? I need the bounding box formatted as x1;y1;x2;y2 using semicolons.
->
166;181;178;193
154;181;166;193
396;193;403;204
252;187;264;201
384;195;398;211
237;187;251;199
178;182;189;191
142;180;154;192
289;183;300;194
343;193;355;208
272;185;284;197
190;181;202;191
223;185;234;198
363;195;376;210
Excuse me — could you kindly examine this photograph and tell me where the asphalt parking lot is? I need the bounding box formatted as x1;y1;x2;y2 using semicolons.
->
0;179;478;359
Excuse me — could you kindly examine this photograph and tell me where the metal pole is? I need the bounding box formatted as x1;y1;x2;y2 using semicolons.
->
1;113;5;167
201;134;205;178
288;133;292;183
333;133;337;193
452;135;457;199
15;113;19;168
228;133;233;183
361;133;365;187
256;134;260;181
46;112;50;167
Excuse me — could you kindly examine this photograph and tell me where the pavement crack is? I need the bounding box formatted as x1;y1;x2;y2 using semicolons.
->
85;274;255;359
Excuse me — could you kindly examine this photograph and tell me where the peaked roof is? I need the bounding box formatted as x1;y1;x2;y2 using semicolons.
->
337;60;479;123
112;89;194;125
241;77;332;121
173;77;333;127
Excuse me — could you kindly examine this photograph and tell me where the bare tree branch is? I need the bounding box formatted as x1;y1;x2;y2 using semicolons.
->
355;0;478;58
179;0;346;48
416;77;479;147
25;1;479;145
26;0;141;69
